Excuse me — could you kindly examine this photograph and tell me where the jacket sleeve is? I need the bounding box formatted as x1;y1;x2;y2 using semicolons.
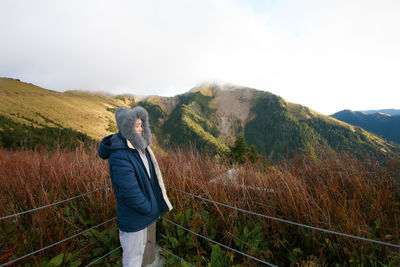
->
109;152;151;215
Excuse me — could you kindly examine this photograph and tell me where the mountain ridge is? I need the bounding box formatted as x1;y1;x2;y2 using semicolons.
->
331;109;400;144
360;109;400;115
1;77;399;160
138;84;400;160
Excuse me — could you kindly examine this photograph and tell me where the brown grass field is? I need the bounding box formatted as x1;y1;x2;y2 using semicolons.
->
0;146;399;266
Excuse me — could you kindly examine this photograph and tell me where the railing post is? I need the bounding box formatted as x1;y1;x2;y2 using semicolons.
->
142;222;156;266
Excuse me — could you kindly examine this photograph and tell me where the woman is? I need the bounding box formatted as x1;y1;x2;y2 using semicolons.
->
98;106;173;266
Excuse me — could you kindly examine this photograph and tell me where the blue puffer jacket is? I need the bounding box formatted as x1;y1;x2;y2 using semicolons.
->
98;132;172;232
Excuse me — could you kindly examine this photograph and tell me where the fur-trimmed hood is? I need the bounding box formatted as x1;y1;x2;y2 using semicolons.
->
115;106;151;152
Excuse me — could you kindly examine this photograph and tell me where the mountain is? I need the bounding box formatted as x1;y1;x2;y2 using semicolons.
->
360;109;400;115
1;78;399;160
331;109;400;144
139;83;400;160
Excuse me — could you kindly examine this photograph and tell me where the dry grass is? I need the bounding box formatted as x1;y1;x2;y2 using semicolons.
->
159;148;400;265
0;146;115;265
0;146;399;266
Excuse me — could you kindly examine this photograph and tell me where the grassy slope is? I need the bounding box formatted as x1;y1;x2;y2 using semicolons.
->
0;78;130;140
162;102;228;154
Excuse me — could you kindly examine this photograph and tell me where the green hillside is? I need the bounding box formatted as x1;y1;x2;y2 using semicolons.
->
162;102;228;154
244;92;321;158
332;109;400;144
244;93;400;160
0;114;95;150
138;90;228;154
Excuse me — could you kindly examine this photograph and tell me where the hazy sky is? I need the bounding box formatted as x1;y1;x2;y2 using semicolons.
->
1;0;399;115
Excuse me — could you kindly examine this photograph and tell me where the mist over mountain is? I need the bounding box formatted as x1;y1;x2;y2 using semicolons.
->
1;78;399;161
331;109;400;144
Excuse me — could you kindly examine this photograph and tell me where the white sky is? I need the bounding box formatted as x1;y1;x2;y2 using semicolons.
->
1;0;399;115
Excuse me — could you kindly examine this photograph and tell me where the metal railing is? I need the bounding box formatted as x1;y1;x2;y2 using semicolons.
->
1;183;399;266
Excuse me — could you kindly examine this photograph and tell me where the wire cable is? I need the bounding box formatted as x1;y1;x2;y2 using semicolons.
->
162;217;277;267
148;240;196;267
84;246;121;267
0;185;112;221
168;186;400;249
0;217;116;267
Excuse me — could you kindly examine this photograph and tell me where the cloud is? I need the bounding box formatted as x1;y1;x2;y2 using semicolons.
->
1;0;399;114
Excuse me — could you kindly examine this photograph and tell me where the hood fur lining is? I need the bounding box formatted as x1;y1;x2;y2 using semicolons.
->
115;106;152;152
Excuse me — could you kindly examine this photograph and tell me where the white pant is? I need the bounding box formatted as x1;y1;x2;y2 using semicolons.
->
119;228;147;267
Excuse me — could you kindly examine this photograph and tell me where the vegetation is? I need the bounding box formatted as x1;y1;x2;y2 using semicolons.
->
303;117;390;160
178;91;217;118
158;148;400;266
0;115;95;151
245;94;321;160
2;78;399;162
0;77;130;140
136;101;167;138
106;120;118;133
229;135;258;164
163;104;228;155
0;146;118;266
1;78;400;266
0;144;399;266
332;109;400;144
244;93;400;162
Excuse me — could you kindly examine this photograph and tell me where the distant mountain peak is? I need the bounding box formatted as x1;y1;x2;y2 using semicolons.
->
360;109;400;116
332;109;400;144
